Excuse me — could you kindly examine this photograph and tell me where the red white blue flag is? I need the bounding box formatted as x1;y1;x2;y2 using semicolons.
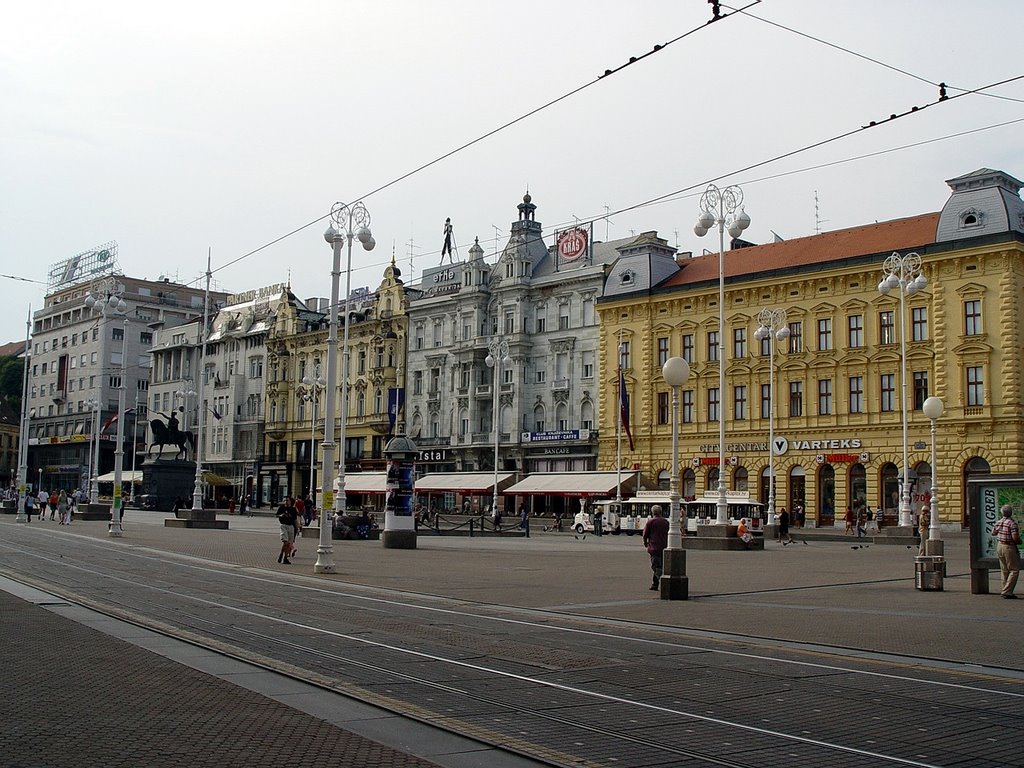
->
619;371;634;452
101;407;135;433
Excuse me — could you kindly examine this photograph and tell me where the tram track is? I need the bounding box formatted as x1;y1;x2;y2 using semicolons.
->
3;532;1021;767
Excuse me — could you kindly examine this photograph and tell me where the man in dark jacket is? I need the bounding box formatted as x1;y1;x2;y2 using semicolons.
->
642;505;669;591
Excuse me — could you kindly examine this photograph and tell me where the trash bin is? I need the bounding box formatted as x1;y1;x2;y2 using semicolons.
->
915;555;944;591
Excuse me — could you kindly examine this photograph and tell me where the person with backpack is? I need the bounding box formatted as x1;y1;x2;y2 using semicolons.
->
276;496;298;565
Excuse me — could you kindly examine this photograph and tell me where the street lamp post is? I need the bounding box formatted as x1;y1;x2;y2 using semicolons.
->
878;251;926;528
485;338;511;520
190;256;213;515
754;308;789;526
85;398;100;504
321;201;375;574
661;356;691;600
85;278;128;536
300;363;325;509
922;396;944;555
694;184;751;525
128;387;140;506
15;306;32;524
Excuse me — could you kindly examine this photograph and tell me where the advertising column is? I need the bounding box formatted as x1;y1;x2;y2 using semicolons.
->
382;435;418;549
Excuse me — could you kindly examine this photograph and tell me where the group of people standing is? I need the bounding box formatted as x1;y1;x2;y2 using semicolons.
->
22;487;83;525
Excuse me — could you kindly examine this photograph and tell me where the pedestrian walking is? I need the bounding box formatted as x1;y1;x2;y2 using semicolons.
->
857;509;868;538
642;505;669;591
992;504;1021;599
276;496;298;565
918;506;931;556
875;507;884;531
58;490;70;525
779;507;794;545
844;506;855;534
24;492;36;522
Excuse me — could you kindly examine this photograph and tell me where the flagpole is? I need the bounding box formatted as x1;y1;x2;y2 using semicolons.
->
129;387;139;505
109;308;128;537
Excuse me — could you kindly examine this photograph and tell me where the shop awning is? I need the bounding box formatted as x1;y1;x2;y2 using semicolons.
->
504;471;640;498
338;472;387;494
202;471;231;486
96;471;143;484
415;472;517;494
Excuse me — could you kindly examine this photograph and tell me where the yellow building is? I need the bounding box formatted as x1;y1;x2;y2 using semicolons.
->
263;258;409;501
599;168;1024;527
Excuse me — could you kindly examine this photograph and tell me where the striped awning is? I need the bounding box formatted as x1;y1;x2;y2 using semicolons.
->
414;472;517;494
504;471;640;498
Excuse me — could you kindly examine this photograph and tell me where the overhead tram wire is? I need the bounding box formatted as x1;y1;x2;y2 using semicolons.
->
727;4;1024;106
184;3;761;285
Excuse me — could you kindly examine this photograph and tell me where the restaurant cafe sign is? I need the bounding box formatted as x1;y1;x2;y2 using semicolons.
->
521;429;589;443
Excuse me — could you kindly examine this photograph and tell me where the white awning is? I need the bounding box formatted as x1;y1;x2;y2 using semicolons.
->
96;471;143;484
337;472;387;494
415;472;516;494
504;471;639;498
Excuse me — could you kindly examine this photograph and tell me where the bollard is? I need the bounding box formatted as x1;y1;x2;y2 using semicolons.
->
469;519;474;537
525;516;530;538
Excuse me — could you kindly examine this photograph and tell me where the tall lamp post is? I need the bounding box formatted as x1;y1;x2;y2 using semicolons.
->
321;201;375;574
128;386;140;506
485;338;511;519
85;398;101;503
877;251;926;528
694;183;751;524
922;397;944;555
15;307;32;524
300;362;325;508
190;255;213;515
85;278;128;537
661;356;691;600
753;308;789;526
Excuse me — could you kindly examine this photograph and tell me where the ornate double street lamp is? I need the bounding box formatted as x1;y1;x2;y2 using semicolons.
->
754;308;789;526
485;338;511;519
300;363;325;507
85;277;128;537
661;356;691;599
695;184;751;525
321;201;375;573
877;251;927;528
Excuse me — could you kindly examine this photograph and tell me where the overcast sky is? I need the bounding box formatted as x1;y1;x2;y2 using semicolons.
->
2;0;1022;344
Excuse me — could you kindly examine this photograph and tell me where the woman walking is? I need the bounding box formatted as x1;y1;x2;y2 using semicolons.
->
58;490;70;525
277;496;298;565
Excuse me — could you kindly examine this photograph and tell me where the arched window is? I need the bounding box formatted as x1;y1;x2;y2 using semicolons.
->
374;388;384;414
581;400;595;431
356;391;365;418
735;466;748;493
850;463;867;515
962;456;991;528
760;465;772;508
556;402;568;431
682;468;696;499
707;468;719;495
270;400;278;423
880;462;899;513
789;465;805;512
533;405;545;432
657;469;670;491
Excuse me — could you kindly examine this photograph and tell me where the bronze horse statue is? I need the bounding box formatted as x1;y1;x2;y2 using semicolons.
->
148;417;195;460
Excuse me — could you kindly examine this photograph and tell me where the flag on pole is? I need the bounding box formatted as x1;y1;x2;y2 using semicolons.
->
210;406;223;421
101;407;135;433
618;371;634;451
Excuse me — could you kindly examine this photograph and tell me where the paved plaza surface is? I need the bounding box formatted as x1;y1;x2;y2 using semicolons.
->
1;511;1020;767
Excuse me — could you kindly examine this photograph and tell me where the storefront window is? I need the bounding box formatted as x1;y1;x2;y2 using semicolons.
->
788;465;805;512
818;464;835;525
850;463;866;515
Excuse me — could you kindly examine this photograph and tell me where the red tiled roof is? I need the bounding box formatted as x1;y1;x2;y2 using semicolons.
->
661;212;941;288
0;341;26;358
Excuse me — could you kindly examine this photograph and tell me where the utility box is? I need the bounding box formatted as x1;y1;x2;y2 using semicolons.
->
915;555;945;591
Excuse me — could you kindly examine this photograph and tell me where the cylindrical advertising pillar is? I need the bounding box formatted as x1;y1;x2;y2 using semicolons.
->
382;436;418;549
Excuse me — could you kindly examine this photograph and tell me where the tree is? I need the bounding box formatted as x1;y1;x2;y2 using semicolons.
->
0;356;24;413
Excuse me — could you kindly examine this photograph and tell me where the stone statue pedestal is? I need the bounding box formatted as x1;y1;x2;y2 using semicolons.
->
141;459;228;529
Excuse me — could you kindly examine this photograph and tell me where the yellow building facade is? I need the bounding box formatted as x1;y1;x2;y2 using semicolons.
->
598;168;1024;526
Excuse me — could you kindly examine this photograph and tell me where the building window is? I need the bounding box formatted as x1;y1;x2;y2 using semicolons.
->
707;331;719;362
817;318;832;351
787;322;802;353
911;307;928;341
505;260;514;278
789;381;803;417
913;371;929;410
761;383;770;419
966;366;984;406
536;306;546;333
682;390;694;423
733;328;747;359
657;337;669;367
112;327;124;341
504;310;515;334
433;319;443;347
619;341;630;370
734;385;747;420
657;392;669;425
848;314;864;348
708;387;719;423
880;373;896;412
412;370;423;395
558;304;570;330
681;334;694;364
582;351;594;379
818;379;832;415
535;368;546;384
249;357;263;378
140;331;153;345
879;311;895;345
964;300;982;336
849;376;864;413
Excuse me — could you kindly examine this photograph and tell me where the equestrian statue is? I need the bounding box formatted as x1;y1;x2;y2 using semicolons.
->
148;410;195;460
